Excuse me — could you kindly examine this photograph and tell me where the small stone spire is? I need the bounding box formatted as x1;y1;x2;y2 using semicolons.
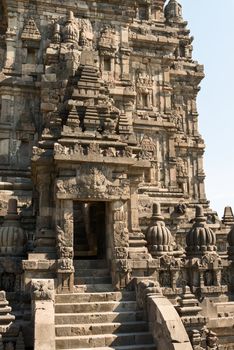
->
176;286;207;348
176;285;203;317
0;291;15;331
52;23;61;44
165;0;183;22
68;10;74;22
151;0;166;20
62;10;79;44
222;206;234;225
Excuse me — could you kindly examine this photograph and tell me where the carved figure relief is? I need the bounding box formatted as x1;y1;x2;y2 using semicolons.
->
159;271;171;288
31;279;54;301
204;270;214;286
136;72;154;109
99;25;117;52
113;203;129;248
176;157;188;177
138;135;156;160
57;258;74;271
206;330;219;350
79;19;93;48
56;225;73;259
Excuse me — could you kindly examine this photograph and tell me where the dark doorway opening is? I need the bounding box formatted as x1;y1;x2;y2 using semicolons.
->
73;201;106;259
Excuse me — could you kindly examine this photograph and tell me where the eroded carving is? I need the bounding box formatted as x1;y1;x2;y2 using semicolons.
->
31;279;54;301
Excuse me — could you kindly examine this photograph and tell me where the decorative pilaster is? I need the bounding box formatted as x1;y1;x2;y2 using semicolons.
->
111;200;130;290
34;170;55;252
56;200;74;293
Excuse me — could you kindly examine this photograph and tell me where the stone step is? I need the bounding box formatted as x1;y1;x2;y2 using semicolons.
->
55;301;138;314
56;332;153;349
128;252;150;260
128;240;147;248
74;269;110;277
128;233;145;240
74;276;112;285
55;311;144;325
55;322;148;337
61;346;156;350
73;284;113;293
73;260;107;269
55;292;136;304
128;247;148;253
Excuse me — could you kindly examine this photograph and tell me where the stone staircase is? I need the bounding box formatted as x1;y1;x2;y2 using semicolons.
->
55;260;156;350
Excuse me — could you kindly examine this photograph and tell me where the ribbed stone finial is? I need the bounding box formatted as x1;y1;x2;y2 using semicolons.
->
186;205;217;256
146;202;174;256
0;198;27;256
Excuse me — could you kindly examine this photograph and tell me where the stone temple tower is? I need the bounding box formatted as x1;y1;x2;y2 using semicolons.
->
0;1;233;349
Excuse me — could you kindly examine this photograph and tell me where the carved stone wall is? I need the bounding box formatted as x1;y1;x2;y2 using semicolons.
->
0;1;233;349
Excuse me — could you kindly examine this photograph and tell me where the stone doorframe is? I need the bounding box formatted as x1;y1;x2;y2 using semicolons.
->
55;197;132;293
54;164;144;292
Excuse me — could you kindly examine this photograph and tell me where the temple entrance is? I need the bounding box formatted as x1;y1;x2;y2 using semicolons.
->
73;201;106;259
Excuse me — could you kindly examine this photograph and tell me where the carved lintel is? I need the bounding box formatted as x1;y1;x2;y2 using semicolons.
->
56;166;130;200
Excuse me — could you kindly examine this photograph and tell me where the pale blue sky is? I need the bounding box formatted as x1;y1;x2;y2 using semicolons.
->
179;0;234;217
